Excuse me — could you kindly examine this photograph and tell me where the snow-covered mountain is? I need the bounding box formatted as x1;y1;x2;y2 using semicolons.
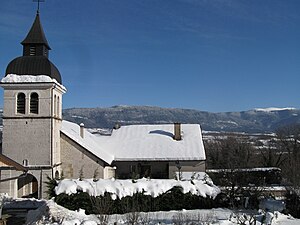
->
62;106;300;133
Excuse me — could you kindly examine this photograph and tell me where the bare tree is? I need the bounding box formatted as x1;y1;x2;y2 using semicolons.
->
126;211;141;225
276;124;300;186
260;144;286;168
205;135;255;169
172;212;190;225
90;195;113;225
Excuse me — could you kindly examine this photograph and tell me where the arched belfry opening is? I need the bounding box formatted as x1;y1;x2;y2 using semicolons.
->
17;93;26;114
30;92;39;114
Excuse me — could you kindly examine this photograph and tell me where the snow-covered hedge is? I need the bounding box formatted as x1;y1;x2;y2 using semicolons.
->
51;178;221;214
55;178;220;200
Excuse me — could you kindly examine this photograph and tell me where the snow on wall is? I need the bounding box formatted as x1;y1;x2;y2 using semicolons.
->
55;178;220;200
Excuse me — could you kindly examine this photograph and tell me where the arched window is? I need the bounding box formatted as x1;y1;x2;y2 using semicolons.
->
54;95;57;117
30;92;39;114
17;93;26;114
57;96;60;117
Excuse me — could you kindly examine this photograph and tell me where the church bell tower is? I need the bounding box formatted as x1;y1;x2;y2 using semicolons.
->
1;11;66;198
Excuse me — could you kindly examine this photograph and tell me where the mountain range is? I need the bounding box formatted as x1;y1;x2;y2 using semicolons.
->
62;106;300;133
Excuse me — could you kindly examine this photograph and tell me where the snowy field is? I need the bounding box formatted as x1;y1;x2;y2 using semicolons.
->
0;193;298;224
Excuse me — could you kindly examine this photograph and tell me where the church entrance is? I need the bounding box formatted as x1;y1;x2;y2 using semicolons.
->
17;174;38;198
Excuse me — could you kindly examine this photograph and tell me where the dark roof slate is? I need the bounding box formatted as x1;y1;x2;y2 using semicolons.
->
5;12;62;84
21;13;51;50
6;56;62;84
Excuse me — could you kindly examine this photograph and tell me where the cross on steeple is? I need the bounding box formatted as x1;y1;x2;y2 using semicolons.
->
33;0;45;14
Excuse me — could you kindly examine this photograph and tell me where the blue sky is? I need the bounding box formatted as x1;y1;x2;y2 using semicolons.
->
1;0;300;112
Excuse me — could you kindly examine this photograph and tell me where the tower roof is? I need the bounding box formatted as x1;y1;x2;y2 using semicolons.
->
5;12;62;84
6;56;61;84
21;12;51;49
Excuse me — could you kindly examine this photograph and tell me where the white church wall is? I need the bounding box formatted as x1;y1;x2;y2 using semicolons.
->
2;118;52;165
1;82;64;167
51;88;63;167
0;170;18;198
0;169;51;199
29;169;52;199
52;119;62;167
2;84;55;117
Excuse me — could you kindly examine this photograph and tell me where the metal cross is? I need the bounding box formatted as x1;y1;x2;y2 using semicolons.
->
33;0;45;14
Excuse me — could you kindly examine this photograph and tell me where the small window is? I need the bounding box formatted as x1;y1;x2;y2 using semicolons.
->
29;46;36;56
22;159;28;166
30;93;39;114
17;93;26;114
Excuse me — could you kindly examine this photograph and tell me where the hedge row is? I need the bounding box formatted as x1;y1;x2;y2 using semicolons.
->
54;187;221;215
47;177;262;214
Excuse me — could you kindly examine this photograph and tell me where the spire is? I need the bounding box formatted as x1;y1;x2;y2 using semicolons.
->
5;11;62;84
21;12;51;52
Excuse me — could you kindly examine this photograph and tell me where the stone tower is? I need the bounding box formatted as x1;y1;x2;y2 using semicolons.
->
1;12;65;198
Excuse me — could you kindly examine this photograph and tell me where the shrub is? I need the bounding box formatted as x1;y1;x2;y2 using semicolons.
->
285;189;300;218
52;187;218;214
47;177;222;214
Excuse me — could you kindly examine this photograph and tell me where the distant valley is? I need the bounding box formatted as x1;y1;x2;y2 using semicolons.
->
0;106;298;134
62;105;300;133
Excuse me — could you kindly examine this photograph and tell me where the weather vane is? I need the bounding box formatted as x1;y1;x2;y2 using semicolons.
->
33;0;45;14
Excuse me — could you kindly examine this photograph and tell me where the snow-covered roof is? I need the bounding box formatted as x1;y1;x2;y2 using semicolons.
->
1;74;66;91
61;121;114;164
61;121;206;164
96;124;205;161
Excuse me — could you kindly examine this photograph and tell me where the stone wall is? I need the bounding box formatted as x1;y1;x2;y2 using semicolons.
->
60;133;106;179
0;168;52;199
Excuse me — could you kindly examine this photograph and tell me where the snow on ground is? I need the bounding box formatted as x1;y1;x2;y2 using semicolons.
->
0;194;296;224
55;178;220;200
24;199;300;225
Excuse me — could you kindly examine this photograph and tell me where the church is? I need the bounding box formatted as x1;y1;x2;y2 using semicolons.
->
0;11;206;199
